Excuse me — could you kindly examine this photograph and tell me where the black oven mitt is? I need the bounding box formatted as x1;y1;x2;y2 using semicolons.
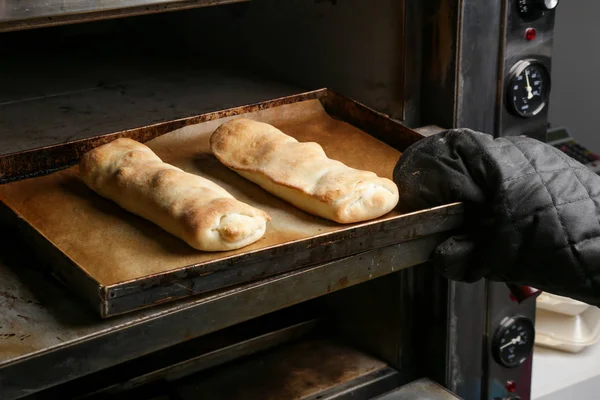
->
393;128;600;306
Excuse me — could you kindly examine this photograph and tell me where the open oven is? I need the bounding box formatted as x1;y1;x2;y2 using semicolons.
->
0;1;558;399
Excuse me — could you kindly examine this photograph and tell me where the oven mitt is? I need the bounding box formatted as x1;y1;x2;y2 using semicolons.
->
393;128;600;306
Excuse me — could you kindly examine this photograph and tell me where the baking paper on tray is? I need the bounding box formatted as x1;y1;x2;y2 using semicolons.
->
0;100;401;286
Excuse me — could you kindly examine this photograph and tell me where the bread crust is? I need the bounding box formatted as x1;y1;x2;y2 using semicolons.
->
210;119;399;223
79;138;270;251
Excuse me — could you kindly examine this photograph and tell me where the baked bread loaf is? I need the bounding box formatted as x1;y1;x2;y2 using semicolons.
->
210;118;399;224
79;138;270;252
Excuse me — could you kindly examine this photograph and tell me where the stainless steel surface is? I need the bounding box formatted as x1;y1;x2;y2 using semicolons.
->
423;1;550;399
375;379;462;400
420;1;504;398
499;0;557;139
483;2;554;400
0;232;452;399
0;0;249;32
429;1;549;398
457;0;504;134
420;0;460;130
401;1;551;398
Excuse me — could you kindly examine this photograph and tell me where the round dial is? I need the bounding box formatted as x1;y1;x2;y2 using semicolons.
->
507;60;550;118
542;0;560;10
492;316;535;368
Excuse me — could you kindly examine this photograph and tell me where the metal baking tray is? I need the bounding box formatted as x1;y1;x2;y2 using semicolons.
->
0;0;249;33
0;89;460;318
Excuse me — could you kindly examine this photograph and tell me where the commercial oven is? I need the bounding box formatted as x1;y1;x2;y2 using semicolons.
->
0;1;558;399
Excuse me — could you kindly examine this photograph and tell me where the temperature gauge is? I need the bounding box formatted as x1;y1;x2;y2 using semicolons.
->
492;316;535;368
506;60;550;118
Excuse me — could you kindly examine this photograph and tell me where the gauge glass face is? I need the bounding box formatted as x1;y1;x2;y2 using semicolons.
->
496;317;535;368
508;62;549;118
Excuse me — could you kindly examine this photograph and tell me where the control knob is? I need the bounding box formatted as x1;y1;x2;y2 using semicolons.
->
538;0;559;10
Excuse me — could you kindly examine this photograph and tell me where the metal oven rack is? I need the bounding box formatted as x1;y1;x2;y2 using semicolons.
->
0;208;461;398
0;0;250;32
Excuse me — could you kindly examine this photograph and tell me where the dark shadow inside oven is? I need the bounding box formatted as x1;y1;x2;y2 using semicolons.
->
18;266;449;400
0;0;417;157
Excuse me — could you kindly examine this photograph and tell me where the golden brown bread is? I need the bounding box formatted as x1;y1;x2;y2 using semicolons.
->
210;118;399;224
79;138;270;251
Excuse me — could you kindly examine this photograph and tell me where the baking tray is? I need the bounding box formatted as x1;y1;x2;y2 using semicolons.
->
0;89;461;318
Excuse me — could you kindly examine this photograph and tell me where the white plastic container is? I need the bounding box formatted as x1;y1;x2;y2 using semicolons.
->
535;306;600;353
536;292;591;316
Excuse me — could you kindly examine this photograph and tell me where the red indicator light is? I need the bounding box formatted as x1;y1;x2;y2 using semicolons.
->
506;380;517;393
525;28;537;41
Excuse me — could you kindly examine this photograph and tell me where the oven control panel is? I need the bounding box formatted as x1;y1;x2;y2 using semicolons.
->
486;283;538;400
498;0;558;140
487;2;558;398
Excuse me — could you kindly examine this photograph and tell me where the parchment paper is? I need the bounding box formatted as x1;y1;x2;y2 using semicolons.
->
0;100;401;286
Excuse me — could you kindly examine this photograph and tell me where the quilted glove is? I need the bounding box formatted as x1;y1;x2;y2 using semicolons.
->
393;128;600;306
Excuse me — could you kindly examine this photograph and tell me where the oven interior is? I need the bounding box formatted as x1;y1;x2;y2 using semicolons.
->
15;265;445;400
0;0;422;157
0;0;555;398
0;2;449;398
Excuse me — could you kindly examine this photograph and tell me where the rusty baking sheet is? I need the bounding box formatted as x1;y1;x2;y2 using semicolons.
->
0;89;462;318
172;338;391;400
0;0;250;33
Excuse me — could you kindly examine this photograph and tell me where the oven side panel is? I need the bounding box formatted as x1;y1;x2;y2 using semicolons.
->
420;1;538;400
417;0;495;398
449;1;548;400
498;0;556;140
452;2;504;399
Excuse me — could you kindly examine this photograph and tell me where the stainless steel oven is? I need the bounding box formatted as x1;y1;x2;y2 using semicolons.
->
0;1;558;399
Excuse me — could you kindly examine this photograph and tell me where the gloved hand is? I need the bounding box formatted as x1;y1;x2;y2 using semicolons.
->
393;128;600;306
